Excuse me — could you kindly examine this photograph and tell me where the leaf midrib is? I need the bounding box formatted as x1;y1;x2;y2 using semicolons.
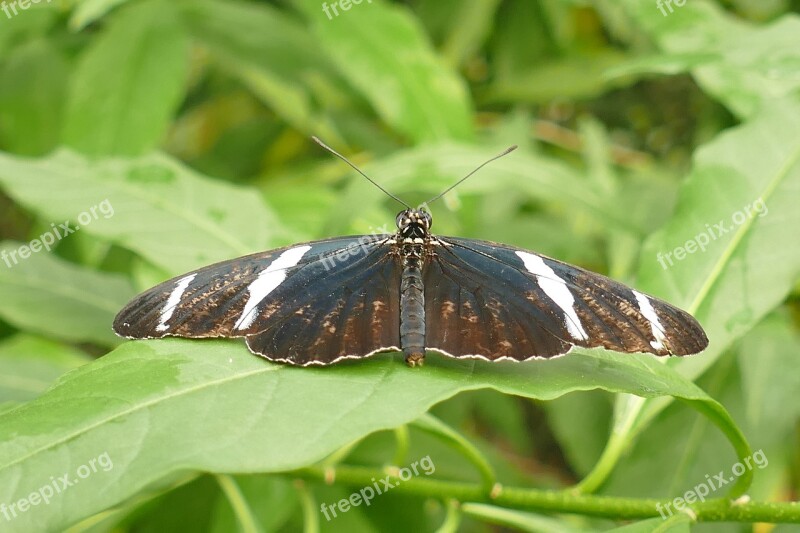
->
688;140;800;314
31;155;257;259
0;276;126;314
0;362;278;472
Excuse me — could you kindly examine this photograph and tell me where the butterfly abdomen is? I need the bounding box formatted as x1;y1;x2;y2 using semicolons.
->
400;240;426;366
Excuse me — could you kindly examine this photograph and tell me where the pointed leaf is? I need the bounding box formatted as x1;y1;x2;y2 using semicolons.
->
0;241;135;345
0;150;283;274
0;340;749;531
292;0;473;143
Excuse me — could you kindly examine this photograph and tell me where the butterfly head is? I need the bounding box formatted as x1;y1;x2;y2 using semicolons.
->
396;208;432;239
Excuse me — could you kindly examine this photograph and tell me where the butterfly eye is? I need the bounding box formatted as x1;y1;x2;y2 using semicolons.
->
421;210;432;229
395;209;411;229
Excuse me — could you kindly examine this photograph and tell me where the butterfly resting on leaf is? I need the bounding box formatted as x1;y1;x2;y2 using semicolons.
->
114;140;708;367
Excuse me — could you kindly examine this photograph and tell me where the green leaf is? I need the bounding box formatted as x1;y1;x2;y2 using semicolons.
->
61;0;189;155
0;335;89;404
179;0;345;143
0;150;284;275
600;325;787;503
617;2;800;118
335;143;654;236
737;314;800;431
438;0;502;69
0;39;68;156
0;241;135;345
0;340;748;531
485;50;633;104
643;97;800;389
69;0;132;30
579;98;800;491
292;0;473;143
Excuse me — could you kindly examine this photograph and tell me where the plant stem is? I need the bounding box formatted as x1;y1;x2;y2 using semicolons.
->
412;413;497;491
291;465;800;524
215;474;264;533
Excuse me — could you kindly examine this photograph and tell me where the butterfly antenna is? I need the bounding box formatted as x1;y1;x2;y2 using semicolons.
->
425;145;518;205
312;136;412;209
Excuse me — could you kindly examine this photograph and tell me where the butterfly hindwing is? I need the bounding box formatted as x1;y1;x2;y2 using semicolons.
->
425;237;708;360
245;246;401;365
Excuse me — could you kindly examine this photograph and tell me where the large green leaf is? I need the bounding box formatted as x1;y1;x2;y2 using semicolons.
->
179;0;345;143
0;241;134;345
0;150;284;275
292;0;473;143
601;315;797;502
0;340;749;532
69;0;132;30
61;0;189;156
0;40;68;156
334;143;667;237
0;335;89;405
615;3;800;118
642;98;800;371
578;98;800;491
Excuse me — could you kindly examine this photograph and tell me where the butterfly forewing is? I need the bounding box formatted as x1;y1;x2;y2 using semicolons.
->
428;237;707;360
113;236;395;343
425;241;572;360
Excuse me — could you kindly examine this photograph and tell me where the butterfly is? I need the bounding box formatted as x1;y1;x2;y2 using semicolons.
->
113;139;708;367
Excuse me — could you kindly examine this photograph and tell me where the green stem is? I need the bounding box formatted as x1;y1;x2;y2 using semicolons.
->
291;465;800;524
572;417;632;494
295;481;320;533
215;474;264;533
576;394;754;498
392;424;410;466
411;413;497;491
434;500;462;533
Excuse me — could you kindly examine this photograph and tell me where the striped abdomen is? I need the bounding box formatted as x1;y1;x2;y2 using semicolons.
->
400;250;425;366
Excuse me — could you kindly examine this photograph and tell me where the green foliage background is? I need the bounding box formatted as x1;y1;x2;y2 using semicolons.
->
0;0;798;531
